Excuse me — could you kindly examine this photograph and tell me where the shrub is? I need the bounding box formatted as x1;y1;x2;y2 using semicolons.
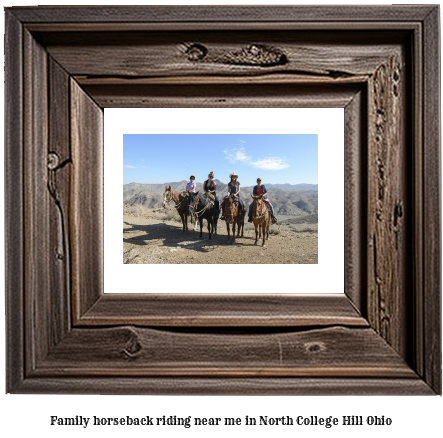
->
292;224;318;233
129;204;146;215
166;208;182;222
269;226;281;235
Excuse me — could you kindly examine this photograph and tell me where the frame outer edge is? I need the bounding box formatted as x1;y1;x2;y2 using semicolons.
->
11;377;435;396
423;6;441;395
4;5;441;395
5;11;24;392
6;5;437;23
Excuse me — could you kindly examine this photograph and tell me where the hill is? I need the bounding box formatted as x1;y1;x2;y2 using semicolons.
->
124;180;318;216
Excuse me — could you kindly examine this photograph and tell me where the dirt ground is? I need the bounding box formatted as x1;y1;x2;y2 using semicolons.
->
123;207;318;265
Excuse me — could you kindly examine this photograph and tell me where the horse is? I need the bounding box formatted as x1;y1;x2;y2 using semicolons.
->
187;191;217;239
222;195;245;243
251;194;270;246
162;185;192;233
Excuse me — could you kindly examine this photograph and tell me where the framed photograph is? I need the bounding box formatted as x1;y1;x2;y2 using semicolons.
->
121;131;320;263
5;5;440;394
106;108;343;296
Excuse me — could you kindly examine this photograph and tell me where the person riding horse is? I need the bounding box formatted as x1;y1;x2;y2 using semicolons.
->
221;172;244;220
186;175;196;193
203;171;219;215
248;178;277;224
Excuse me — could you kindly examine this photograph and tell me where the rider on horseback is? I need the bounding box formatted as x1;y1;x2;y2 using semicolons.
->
186;175;196;193
203;171;219;214
248;178;277;224
221;172;243;220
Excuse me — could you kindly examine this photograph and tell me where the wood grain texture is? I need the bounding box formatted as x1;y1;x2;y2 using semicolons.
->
422;6;441;394
411;19;425;383
70;80;104;321
8;5;436;23
83;83;361;108
25;23;425;34
5;10;24;393
48;58;72;346
79;294;367;327
41;31;402;80
13;377;434;396
4;5;441;394
35;326;415;378
344;90;366;314
366;51;409;358
23;29;50;372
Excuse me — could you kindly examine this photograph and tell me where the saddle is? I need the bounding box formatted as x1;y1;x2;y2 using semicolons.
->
222;195;242;211
223;194;236;203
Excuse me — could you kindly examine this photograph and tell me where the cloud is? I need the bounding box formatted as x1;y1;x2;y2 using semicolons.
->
224;147;251;164
223;147;289;171
124;164;149;169
250;157;290;170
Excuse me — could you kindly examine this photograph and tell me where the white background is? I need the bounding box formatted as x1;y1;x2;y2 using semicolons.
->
1;1;442;438
107;108;343;294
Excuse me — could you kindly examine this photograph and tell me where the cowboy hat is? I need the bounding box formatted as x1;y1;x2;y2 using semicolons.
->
229;172;238;178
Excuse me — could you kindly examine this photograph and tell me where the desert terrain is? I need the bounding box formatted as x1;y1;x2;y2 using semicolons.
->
123;206;318;265
123;179;318;264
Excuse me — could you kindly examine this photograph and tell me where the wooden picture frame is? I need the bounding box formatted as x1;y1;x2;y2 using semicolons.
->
5;5;441;394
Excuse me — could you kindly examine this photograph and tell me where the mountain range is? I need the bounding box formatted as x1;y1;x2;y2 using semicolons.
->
124;180;318;216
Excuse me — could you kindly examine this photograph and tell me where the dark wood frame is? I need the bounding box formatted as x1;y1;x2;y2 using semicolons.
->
5;6;441;394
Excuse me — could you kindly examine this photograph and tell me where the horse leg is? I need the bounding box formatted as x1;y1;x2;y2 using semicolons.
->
226;222;230;242
180;212;185;233
233;220;236;243
262;223;266;247
199;218;203;238
211;214;215;236
208;218;212;240
254;223;258;245
184;212;188;233
213;211;218;235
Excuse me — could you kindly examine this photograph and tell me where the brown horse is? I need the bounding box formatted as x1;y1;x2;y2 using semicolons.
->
222;196;245;243
251;194;270;246
162;186;192;232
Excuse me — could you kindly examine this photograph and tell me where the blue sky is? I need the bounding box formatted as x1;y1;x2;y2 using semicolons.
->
123;134;317;186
